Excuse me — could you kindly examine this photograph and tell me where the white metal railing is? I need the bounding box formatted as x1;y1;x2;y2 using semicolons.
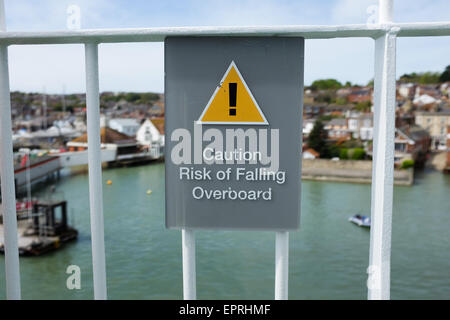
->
0;0;449;300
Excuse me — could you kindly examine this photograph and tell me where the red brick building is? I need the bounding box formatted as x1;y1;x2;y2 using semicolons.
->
347;88;372;104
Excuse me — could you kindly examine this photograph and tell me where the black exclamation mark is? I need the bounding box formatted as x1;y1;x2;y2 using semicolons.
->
229;83;237;116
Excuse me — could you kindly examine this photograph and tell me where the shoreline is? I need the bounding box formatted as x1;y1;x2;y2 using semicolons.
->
301;159;414;186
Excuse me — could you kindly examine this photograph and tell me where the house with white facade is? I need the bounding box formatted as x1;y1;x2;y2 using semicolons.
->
303;148;319;159
136;118;165;158
302;119;315;136
359;114;374;141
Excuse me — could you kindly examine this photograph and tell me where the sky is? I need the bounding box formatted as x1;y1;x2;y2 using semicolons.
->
3;0;450;94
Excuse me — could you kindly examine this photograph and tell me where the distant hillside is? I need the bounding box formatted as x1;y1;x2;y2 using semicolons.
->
10;91;163;116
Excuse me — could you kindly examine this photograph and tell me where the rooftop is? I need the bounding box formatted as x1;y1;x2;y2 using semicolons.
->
416;110;450;116
71;127;136;145
149;117;165;134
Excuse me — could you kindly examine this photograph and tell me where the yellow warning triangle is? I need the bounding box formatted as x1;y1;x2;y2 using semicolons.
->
197;61;268;125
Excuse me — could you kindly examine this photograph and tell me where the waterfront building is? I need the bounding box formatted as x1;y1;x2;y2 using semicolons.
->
302;148;319;160
136;118;165;158
324;118;351;140
67;127;139;157
415;111;450;149
302;119;315;137
358;114;374;141
394;126;431;165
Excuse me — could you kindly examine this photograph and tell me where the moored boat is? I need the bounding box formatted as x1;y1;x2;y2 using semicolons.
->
349;214;371;228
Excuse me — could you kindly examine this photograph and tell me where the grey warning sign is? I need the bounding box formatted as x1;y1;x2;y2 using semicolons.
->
165;37;304;230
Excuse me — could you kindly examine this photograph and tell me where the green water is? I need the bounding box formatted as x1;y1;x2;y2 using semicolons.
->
0;163;449;300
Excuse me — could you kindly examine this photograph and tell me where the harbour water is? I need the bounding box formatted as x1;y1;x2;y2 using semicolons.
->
0;163;449;299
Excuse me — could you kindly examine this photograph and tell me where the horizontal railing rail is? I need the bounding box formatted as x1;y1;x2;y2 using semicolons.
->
0;0;448;301
0;22;449;45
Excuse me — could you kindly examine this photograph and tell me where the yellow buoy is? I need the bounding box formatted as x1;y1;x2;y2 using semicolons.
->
107;180;112;185
146;189;152;195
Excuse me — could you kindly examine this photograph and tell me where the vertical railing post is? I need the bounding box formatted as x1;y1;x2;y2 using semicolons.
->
275;231;289;300
0;0;21;300
85;42;107;300
182;229;196;300
379;0;394;24
368;0;397;300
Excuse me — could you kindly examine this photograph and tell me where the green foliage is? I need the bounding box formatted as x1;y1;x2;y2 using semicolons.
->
339;148;348;159
67;94;81;100
440;65;450;82
419;72;441;84
102;94;121;103
355;101;372;112
102;92;160;104
310;79;342;91
315;92;336;104
339;147;365;160
401;159;415;169
124;93;142;102
52;103;75;112
341;139;364;149
318;114;337;122
308;120;329;157
335;97;347;105
399;72;441;84
327;144;341;158
351;148;365;160
308;122;345;159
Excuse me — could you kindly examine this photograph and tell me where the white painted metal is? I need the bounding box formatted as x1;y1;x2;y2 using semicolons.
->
0;0;447;301
0;0;21;300
0;0;5;32
0;44;21;301
379;0;394;25
379;0;394;24
275;231;289;300
85;42;107;300
0;22;449;45
182;229;196;300
25;150;32;219
368;0;396;300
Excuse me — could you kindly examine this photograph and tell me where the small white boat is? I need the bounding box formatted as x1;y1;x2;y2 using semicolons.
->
349;215;371;228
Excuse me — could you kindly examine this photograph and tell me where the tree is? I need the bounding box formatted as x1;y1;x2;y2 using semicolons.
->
418;72;440;84
308;120;328;157
399;72;440;84
440;65;450;82
310;79;342;91
351;148;366;160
